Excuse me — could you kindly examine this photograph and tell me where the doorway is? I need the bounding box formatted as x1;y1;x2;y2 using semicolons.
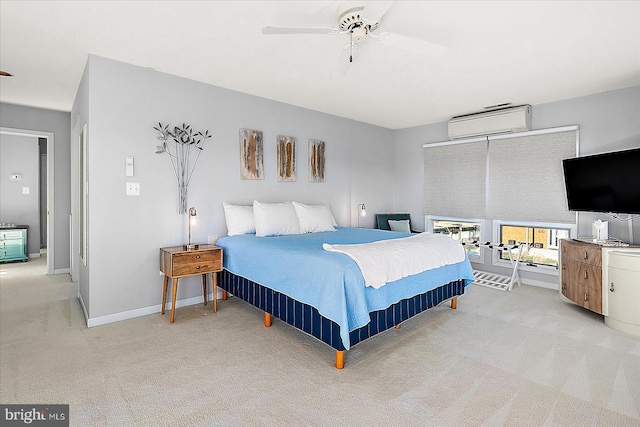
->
0;127;55;275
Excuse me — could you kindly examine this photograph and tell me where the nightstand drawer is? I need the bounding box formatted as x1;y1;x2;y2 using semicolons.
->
173;250;219;264
173;259;222;276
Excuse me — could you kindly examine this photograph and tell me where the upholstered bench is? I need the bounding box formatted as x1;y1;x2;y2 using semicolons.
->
374;213;419;233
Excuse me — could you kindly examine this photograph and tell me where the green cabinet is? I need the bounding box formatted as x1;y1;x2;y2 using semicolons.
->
0;227;28;262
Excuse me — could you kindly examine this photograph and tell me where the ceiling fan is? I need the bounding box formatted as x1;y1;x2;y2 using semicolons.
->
262;1;448;66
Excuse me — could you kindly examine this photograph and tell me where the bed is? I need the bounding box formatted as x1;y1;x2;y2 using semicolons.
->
216;225;475;369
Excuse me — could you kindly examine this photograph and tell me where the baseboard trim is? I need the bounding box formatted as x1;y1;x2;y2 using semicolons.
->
53;268;70;274
78;291;89;326
28;253;41;258
520;277;558;290
86;291;218;328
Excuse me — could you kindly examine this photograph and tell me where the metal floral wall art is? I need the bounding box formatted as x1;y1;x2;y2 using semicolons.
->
154;122;211;214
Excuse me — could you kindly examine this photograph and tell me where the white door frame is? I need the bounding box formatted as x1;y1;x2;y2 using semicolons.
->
0;126;55;275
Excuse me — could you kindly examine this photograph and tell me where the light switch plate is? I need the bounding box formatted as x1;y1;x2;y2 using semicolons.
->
10;174;22;181
22;187;29;194
125;156;134;176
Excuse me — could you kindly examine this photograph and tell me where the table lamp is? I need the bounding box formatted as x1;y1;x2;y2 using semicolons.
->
357;203;366;227
185;207;199;250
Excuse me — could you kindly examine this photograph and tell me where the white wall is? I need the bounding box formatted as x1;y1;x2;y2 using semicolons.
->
73;55;395;322
0;104;71;270
392;86;640;287
0;134;40;255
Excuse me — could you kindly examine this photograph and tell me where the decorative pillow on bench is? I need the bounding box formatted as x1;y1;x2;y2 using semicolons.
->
388;219;411;233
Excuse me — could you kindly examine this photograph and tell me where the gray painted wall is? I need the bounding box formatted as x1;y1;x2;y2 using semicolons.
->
393;85;640;286
72;55;395;320
0;134;40;255
8;52;635;322
0;104;71;271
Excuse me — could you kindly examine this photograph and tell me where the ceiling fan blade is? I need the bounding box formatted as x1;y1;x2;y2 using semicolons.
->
361;1;395;24
375;32;449;57
262;26;337;35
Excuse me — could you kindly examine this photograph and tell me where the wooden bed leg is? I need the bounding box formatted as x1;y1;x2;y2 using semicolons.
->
264;312;272;327
222;289;228;301
451;297;457;310
395;324;401;329
335;351;345;369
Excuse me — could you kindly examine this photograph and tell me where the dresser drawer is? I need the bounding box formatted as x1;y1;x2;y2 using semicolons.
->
0;230;24;241
561;239;601;265
0;246;25;260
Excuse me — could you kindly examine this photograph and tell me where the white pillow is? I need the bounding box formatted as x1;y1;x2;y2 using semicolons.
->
388;219;411;233
253;201;301;237
292;202;337;233
223;203;255;236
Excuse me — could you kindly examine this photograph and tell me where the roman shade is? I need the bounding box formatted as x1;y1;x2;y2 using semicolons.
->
423;126;578;224
487;129;577;223
423;139;487;219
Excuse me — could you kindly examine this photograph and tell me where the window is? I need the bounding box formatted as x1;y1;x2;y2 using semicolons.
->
428;216;483;259
493;221;574;273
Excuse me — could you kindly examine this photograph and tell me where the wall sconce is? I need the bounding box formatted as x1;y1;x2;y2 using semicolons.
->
185;207;199;250
357;203;366;227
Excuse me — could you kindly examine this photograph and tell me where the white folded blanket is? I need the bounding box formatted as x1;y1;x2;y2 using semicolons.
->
323;232;466;289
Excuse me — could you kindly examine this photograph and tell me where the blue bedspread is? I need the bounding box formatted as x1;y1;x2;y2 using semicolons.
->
217;227;474;349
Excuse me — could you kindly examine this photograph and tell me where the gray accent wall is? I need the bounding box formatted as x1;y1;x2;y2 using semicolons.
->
0;104;71;270
72;55;395;321
393;85;640;286
0;134;40;255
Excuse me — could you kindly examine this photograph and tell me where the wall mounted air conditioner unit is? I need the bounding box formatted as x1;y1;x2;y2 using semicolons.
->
448;105;531;140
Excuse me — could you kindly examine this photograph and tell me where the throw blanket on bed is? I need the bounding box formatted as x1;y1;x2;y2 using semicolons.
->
323;232;466;289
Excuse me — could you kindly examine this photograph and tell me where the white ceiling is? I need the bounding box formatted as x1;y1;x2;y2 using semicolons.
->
1;1;639;130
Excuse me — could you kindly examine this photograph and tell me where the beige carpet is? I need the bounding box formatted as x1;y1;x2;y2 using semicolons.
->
1;256;639;426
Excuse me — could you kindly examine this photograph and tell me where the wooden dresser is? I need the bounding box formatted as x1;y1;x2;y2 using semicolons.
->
559;239;603;314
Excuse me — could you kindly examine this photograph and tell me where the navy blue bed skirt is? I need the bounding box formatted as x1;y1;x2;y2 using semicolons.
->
219;269;466;352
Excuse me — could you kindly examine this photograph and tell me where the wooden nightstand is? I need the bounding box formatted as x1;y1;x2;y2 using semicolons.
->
160;244;223;323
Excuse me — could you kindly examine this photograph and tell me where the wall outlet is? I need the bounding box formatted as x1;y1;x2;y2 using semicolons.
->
126;182;140;196
22;187;29;194
208;235;219;244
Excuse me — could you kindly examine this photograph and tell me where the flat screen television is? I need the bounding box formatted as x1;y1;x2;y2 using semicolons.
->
562;147;640;214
